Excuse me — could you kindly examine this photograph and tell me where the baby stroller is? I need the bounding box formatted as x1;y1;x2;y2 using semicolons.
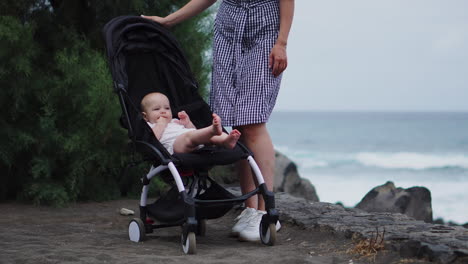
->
103;16;279;254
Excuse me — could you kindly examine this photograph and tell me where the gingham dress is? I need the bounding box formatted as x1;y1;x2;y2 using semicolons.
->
210;0;282;127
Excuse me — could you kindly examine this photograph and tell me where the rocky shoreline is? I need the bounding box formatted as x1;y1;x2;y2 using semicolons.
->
220;185;468;264
276;192;468;263
275;151;468;263
219;151;468;263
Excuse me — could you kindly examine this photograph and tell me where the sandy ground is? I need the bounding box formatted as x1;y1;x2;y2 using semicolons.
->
0;199;431;264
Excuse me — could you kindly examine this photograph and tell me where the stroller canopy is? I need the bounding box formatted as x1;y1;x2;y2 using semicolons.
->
103;15;212;129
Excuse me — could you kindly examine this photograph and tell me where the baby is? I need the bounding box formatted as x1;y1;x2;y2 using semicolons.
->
141;92;241;154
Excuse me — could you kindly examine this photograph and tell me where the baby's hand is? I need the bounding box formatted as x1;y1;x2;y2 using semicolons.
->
174;111;191;126
156;116;170;126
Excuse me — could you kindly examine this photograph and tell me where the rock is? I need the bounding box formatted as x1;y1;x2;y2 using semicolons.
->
276;192;468;264
355;181;433;223
209;151;319;201
209;164;238;184
119;208;134;216
274;151;319;201
433;217;445;225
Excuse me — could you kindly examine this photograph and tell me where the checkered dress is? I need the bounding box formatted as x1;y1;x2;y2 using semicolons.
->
210;0;282;127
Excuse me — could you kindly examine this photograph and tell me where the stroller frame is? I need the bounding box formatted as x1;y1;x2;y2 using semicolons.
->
121;89;279;254
104;16;279;254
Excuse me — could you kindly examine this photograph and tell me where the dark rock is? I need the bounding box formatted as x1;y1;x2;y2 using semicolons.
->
276;192;468;264
449;221;462;227
210;151;319;201
274;151;319;201
419;243;457;263
433;218;468;229
399;240;422;258
356;181;433;222
209;164;238;184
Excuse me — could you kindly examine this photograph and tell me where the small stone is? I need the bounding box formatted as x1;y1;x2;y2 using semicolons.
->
120;208;134;216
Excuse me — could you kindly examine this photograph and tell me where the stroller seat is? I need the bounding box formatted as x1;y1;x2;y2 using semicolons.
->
172;145;248;168
103;15;279;254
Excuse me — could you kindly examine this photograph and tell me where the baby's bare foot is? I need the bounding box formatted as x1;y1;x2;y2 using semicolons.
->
212;114;223;136
224;129;241;149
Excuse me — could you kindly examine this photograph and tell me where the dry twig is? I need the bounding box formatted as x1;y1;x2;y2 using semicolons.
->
347;227;386;262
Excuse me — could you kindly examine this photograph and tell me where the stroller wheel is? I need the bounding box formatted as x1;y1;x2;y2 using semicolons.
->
259;221;276;246
129;218;146;242
181;232;196;254
197;219;206;236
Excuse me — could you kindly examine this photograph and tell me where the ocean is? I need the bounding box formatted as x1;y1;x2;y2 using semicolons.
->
267;111;468;224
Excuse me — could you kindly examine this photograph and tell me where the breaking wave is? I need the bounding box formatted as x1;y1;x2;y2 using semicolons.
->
275;146;468;170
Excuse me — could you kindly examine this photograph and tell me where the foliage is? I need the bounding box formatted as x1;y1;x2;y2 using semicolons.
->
0;15;38;201
0;0;214;205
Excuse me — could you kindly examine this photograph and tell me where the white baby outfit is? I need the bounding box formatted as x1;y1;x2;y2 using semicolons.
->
147;119;197;154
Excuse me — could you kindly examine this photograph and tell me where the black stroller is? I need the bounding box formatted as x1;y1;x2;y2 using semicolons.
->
103;16;279;254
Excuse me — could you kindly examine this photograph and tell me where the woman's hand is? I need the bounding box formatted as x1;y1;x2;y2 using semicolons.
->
140;15;171;27
141;0;217;28
269;43;288;77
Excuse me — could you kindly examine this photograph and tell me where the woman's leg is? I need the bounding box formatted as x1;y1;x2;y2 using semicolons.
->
235;123;275;211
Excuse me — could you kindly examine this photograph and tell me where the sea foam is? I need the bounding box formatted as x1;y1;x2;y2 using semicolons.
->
275;145;468;171
355;152;468;170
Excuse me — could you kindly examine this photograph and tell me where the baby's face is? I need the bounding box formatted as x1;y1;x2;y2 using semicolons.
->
142;93;173;123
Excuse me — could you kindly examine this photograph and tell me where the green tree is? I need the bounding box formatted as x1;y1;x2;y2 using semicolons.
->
0;15;39;200
0;0;214;205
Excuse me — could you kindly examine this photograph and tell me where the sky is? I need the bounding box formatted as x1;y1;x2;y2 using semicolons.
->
275;0;468;112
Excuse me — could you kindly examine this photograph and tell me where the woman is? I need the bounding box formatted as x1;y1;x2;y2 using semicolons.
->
142;0;294;242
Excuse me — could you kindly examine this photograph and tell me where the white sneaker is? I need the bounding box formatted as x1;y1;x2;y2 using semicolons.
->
238;210;264;242
231;207;257;237
238;210;282;242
